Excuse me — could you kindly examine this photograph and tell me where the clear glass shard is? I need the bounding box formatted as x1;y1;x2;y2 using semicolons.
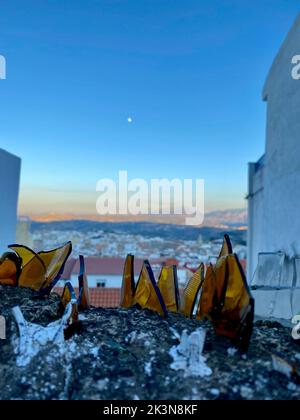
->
251;252;285;289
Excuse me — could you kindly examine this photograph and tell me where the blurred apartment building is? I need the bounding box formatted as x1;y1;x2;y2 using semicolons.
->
0;148;21;251
16;216;32;248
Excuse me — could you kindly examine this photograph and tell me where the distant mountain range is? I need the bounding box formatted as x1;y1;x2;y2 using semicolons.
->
24;208;248;230
202;209;247;229
31;219;247;245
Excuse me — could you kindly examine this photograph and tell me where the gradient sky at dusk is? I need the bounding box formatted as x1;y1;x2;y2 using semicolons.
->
0;0;299;216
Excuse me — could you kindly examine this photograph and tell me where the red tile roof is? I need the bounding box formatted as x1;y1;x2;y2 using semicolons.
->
61;256;180;278
71;256;145;276
54;287;121;308
89;288;121;307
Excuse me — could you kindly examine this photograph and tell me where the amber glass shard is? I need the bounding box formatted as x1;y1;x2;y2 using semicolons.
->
157;265;180;312
78;255;90;310
196;264;216;321
16;253;46;291
120;254;135;308
8;246;36;267
60;281;74;307
8;245;44;289
9;242;72;293
218;234;233;258
134;260;167;317
180;263;205;318
214;255;228;305
212;254;254;351
37;242;72;292
0;259;18;286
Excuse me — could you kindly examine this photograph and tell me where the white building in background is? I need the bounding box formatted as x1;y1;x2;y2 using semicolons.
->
248;14;300;319
58;256;188;289
16;216;32;247
0;149;21;252
55;256;189;308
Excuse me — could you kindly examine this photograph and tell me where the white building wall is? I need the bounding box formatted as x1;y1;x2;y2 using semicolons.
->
69;273;122;288
177;268;187;287
248;14;300;319
247;160;265;282
262;14;300;257
58;269;187;290
0;149;21;252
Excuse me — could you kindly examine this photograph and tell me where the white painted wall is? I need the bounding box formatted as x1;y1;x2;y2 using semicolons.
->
247;160;265;282
262;14;300;258
248;14;300;318
0;149;21;252
176;268;187;287
71;273;122;288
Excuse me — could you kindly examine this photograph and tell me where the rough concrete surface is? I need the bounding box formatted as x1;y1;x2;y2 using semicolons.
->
0;285;300;400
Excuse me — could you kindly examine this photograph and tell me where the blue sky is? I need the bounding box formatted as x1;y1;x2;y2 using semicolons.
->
0;0;299;216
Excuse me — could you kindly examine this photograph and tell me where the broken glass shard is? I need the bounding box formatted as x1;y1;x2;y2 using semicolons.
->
272;354;298;379
0;252;21;286
251;252;285;290
120;254;135;308
157;265;180;312
58;282;81;339
134;260;167;317
212;254;254;351
180;263;205;318
196;263;216;321
9;242;72;293
169;328;212;377
218;234;233;258
12;303;74;366
77;255;90;310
